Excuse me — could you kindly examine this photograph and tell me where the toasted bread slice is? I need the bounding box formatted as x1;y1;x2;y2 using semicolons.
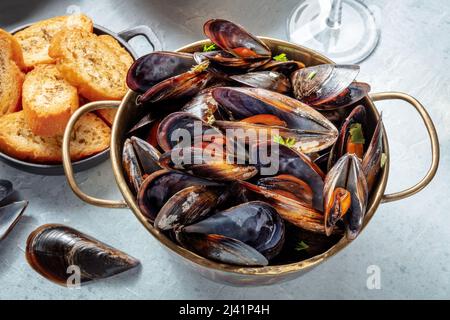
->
96;109;117;127
0;31;25;116
49;29;131;101
98;35;134;67
22;64;79;136
0;111;110;163
13;14;93;69
0;28;26;70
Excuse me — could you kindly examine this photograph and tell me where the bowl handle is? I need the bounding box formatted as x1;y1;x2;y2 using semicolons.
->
117;25;163;52
369;92;440;203
62;101;128;208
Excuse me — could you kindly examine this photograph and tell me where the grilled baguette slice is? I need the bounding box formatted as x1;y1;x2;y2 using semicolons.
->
0;28;26;70
22;64;79;136
0;111;110;163
0;30;25;116
98;35;134;67
49;29;132;101
13;14;93;69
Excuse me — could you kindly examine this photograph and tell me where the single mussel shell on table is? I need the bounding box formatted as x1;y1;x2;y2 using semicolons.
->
230;71;291;94
26;224;140;286
202;19;272;68
127;51;196;93
0;200;28;241
291;64;360;106
122;137;161;194
0;179;13;204
324;153;368;239
137;170;222;222
211;87;338;154
180;201;285;262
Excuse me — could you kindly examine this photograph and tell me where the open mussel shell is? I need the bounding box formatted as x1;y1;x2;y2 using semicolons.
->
230;71;291;93
181;88;221;122
258;59;305;77
127;51;196;93
212;87;338;153
314;82;371;111
137;170;221;222
324;153;368;239
0;200;28;241
138;62;212;104
0;179;13;204
26;224;140;286
157;112;224;152
257;174;313;206
182;201;285;260
131;136;161;174
362;116;384;192
254;143;325;211
155;185;224;230
203;19;271;60
159;147;258;182
239;181;330;235
195;50;269;69
123;138;143;194
291;64;359;106
176;232;269;267
328;105;367;170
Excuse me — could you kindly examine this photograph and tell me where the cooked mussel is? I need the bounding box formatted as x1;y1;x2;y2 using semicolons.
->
258;59;305;76
137;61;212;104
324;153;368;239
0;200;28;241
362;117;384;192
154;185;224;230
181;201;285;260
203;19;271;68
212;87;338;153
137;170;221;222
176;232;269;266
157;112;224;152
123;137;161;194
26;224;140;286
127;51;196;93
181;88;221;122
291;64;360;106
159;146;258;182
230;71;291;93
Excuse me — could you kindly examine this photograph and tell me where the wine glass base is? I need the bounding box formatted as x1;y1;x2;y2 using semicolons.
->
287;0;380;64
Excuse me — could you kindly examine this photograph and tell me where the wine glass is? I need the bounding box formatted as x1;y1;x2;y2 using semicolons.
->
287;0;380;64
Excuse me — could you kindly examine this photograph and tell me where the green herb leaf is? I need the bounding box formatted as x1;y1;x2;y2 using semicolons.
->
380;153;387;168
273;135;296;148
295;241;309;252
273;53;288;62
307;71;317;80
349;123;365;144
203;43;217;52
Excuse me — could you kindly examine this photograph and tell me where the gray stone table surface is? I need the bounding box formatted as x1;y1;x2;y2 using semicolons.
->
0;0;449;299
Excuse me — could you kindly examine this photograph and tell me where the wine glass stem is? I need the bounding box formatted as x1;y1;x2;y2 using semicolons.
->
326;0;343;29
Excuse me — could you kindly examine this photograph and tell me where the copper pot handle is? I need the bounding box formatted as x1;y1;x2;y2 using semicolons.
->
62;101;128;208
117;25;163;52
369;92;440;203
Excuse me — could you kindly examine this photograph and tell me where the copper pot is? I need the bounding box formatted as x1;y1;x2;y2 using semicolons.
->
62;37;440;286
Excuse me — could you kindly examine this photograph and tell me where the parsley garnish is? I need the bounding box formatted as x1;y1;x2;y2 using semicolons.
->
349;123;365;144
295;241;309;252
381;153;387;168
273;53;288;62
307;71;317;80
273;135;296;148
203;43;217;52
